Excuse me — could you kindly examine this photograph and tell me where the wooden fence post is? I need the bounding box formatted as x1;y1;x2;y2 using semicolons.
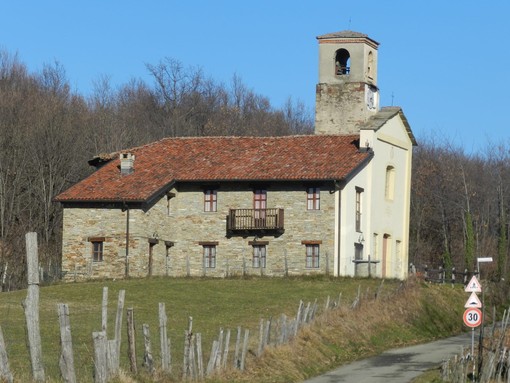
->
294;300;304;336
240;329;249;371
22;232;45;382
106;340;118;378
336;292;342;308
257;319;264;356
92;331;107;383
233;326;241;369
126;308;137;374
278;314;287;345
222;329;230;369
182;316;193;379
57;303;76;383
206;340;219;376
159;302;171;373
196;333;204;379
114;290;125;360
264;318;271;345
215;328;224;370
0;325;13;383
101;287;108;333
142;324;155;374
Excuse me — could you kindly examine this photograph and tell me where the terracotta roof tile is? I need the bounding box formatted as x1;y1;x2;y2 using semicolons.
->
55;135;370;203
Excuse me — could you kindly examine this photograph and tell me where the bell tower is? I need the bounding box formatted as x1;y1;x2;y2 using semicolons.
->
315;31;380;135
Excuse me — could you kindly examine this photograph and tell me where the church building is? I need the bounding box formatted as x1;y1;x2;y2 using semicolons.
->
55;30;416;281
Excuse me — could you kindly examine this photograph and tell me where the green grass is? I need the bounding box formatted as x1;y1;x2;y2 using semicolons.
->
0;276;392;382
409;368;444;383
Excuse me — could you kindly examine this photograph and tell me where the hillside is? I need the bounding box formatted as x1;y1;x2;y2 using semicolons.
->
0;277;468;382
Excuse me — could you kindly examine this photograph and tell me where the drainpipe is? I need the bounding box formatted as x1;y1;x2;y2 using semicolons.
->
333;180;343;277
123;202;130;278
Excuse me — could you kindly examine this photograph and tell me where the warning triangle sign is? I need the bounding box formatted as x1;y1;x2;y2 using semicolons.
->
465;275;482;293
464;291;482;308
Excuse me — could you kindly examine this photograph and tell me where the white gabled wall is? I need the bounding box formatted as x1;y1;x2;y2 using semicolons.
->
359;114;413;280
337;168;370;277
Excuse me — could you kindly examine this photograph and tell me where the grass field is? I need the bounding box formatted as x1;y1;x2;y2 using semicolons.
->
0;276;398;382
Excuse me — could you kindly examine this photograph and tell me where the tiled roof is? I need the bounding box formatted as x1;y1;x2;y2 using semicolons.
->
55;135;370;203
316;30;379;46
362;107;417;146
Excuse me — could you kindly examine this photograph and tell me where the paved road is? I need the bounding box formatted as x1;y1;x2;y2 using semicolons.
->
303;331;475;383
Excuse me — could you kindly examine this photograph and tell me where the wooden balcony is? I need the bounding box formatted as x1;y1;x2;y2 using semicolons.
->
226;208;284;237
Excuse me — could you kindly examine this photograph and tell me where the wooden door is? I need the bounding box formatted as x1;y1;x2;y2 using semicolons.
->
253;190;267;228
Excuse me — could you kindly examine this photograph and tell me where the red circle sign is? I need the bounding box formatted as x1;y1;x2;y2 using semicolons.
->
463;308;482;328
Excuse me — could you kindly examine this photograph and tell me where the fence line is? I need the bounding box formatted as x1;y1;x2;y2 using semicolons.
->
409;263;479;285
1;232;408;382
441;307;510;383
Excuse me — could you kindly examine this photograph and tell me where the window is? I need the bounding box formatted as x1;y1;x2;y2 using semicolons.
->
382;234;391;278
165;241;174;276
305;244;320;268
203;245;216;268
204;189;217;212
367;51;374;78
385;166;395;200
307;187;320;210
166;192;175;216
355;243;363;261
253;189;267;224
335;48;350;75
252;245;267;268
148;239;158;277
355;187;363;232
89;237;105;262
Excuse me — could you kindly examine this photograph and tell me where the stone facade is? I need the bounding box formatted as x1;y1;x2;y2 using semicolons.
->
61;182;337;281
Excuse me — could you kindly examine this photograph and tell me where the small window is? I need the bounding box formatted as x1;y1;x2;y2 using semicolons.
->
307;187;320;210
367;51;374;79
166;192;175;216
204;189;217;212
355;243;363;261
252;245;267;268
203;245;216;268
355;187;363;232
305;244;320;268
91;240;104;262
385;166;395;200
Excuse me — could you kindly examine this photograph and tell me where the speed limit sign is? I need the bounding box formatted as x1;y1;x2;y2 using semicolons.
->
463;308;482;328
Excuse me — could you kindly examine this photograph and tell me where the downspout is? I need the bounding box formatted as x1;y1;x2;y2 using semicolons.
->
334;180;343;277
123;202;130;278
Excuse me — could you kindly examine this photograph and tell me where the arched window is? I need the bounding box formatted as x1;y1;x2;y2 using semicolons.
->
335;49;350;76
385;166;395;200
367;51;374;78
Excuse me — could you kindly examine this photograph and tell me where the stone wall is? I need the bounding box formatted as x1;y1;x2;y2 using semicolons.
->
61;182;337;281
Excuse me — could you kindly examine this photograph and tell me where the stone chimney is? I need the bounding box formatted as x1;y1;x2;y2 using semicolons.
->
119;153;135;175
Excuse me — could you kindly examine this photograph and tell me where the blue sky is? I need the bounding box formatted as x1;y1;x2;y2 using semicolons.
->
0;1;508;153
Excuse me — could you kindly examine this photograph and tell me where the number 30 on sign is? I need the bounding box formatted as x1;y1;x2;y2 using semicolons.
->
463;308;482;328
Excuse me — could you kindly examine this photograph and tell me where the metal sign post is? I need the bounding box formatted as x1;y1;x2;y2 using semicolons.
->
463;307;482;358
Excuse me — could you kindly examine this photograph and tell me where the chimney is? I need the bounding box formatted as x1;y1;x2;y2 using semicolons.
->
120;153;135;175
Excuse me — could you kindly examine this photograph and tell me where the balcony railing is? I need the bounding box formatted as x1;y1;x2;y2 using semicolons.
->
227;208;284;237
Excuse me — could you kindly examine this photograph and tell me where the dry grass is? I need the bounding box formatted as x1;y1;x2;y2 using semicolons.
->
212;279;466;383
